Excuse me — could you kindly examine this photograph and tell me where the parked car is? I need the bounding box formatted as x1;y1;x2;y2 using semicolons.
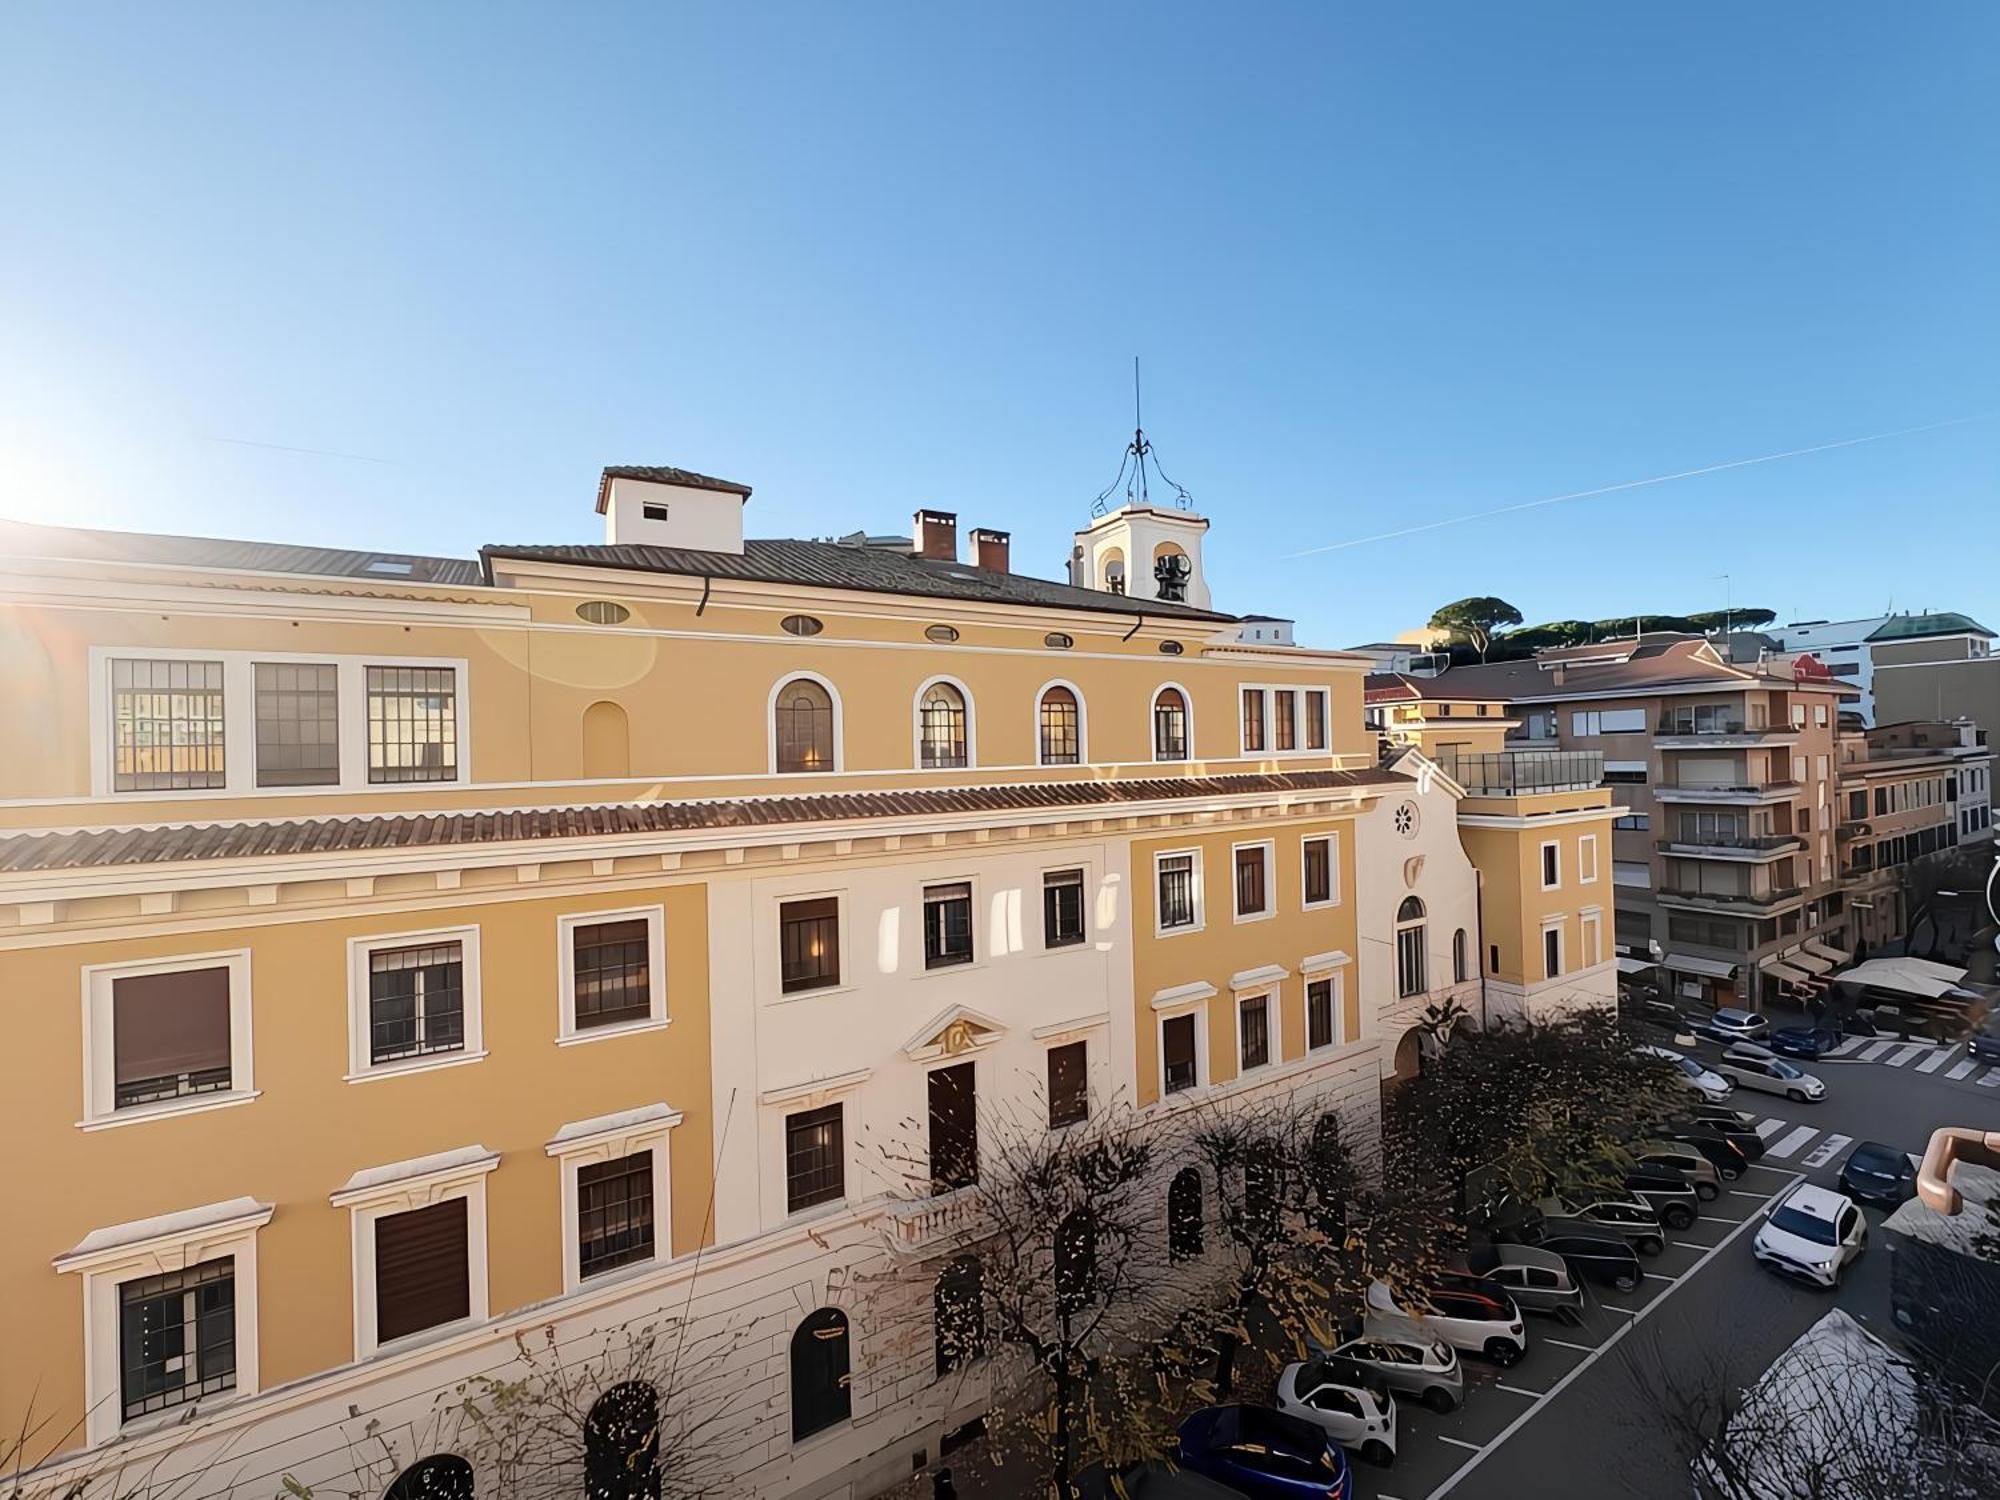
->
1364;1278;1528;1366
1718;1043;1826;1102
1838;1140;1918;1208
1635;1043;1735;1102
1455;1244;1586;1325
1834;1008;1889;1038
1660;1123;1751;1181
1311;1336;1463;1413
1623;1168;1700;1230
1532;1228;1644;1292
1178;1406;1353;1499
1276;1360;1398;1466
1768;1024;1841;1060
1679;1103;1768;1160
1967;1025;2000;1063
1752;1183;1867;1288
1620;991;1683;1030
1634;1141;1722;1200
1074;1461;1246;1500
1539;1193;1667;1256
1688;1007;1771;1046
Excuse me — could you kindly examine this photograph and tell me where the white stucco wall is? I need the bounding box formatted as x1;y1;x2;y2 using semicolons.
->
603;475;747;554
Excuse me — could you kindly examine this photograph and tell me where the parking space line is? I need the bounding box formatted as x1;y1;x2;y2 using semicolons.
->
1947;1058;1978;1080
1885;1042;1929;1068
1916;1048;1951;1074
1697;1215;1737;1223
1802;1133;1852;1169
1766;1125;1818;1159
1743;1161;1796;1174
1642;1272;1676;1282
1597;1304;1638;1315
1672;1240;1713;1251
1728;1188;1772;1198
1495;1383;1542;1398
1858;1039;1897;1062
1544;1337;1597;1352
1825;1035;1866;1057
1437;1435;1484;1452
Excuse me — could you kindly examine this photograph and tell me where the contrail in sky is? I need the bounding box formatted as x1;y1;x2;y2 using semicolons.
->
1286;412;1994;558
204;435;396;465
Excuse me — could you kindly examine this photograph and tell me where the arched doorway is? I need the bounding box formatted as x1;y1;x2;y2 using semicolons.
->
1391;1026;1423;1083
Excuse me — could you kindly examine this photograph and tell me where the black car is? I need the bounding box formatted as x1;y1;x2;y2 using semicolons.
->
1838;1140;1917;1208
1768;1025;1841;1060
1623;1169;1699;1230
1834;1008;1887;1038
1674;1109;1766;1162
1967;1027;2000;1064
1535;1230;1643;1293
1660;1125;1750;1181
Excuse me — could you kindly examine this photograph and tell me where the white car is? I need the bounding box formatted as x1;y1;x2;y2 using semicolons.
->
1636;1043;1735;1103
1718;1043;1825;1102
1313;1335;1464;1412
1276;1359;1398;1466
1753;1183;1866;1287
1364;1278;1528;1366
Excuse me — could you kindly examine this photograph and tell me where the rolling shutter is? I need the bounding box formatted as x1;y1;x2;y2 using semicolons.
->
375;1198;469;1344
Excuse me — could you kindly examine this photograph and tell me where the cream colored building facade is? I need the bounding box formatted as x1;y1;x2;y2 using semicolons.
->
0;469;1608;1499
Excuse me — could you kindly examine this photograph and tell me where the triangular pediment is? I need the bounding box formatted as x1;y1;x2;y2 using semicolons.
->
901;1003;1008;1061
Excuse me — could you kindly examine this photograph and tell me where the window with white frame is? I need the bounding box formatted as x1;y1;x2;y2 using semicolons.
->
1237;993;1272;1072
1301;834;1338;907
547;1105;680;1292
253;662;340;787
365;667;459;784
1241;689;1266;753
1306;975;1338;1050
557;908;666;1042
1233;842;1272;920
1540;841;1561;889
1571;708;1646;737
1152;687;1189;760
1160;1010;1201;1095
1814;704;1828;727
1581;911;1602;968
1543;923;1563;979
347;927;482;1079
1579;833;1599;884
1303;690;1328;750
110;658;227;791
1395;896;1427;998
1156;850;1201;933
917;682;969;769
330;1148;494;1359
82;952;255;1127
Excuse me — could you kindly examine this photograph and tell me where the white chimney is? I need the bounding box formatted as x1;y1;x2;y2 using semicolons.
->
596;466;752;554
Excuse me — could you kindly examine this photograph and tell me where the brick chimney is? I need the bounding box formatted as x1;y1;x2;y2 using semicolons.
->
913;509;958;562
971;527;1010;573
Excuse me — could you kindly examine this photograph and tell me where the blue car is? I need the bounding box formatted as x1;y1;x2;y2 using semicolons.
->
1177;1405;1352;1499
1838;1140;1917;1208
1769;1025;1841;1060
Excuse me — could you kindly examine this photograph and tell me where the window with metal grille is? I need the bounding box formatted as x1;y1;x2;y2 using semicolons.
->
1168;1169;1203;1261
1307;978;1335;1050
1038;686;1080;765
368;942;465;1064
365;666;457;784
1046;1041;1087;1127
923;882;974;968
933;1257;986;1377
111;658;226;791
1241;688;1265;752
1162;1013;1197;1094
1158;854;1197;930
112;966;232;1109
919;683;967;768
1153;688;1188;760
577;1151;654;1280
1303;837;1333;905
1042;869;1085;948
118;1257;235;1421
1273;691;1296;751
1239;995;1270;1070
1304;690;1328;750
790;1308;851;1442
779;898;841;993
774;678;834;772
1234;847;1268;917
572;919;652;1029
785;1104;844;1213
253;662;340;787
374;1198;470;1345
927;1062;978;1194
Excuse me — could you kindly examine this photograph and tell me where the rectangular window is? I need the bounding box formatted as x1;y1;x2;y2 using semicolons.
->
1157;853;1198;932
786;1103;845;1213
119;1258;235;1421
1541;842;1560;889
1874;786;1888;815
1162;1013;1198;1094
1799;808;1812;833
1241;689;1265;752
1814;704;1828;727
571;918;653;1030
1604;767;1649;785
1302;836;1334;906
1582;913;1602;968
1579;834;1598;884
923;882;974;968
1613;812;1651;831
1047;1042;1088;1127
1234;845;1269;918
1616;909;1651;949
928;1062;978;1193
1306;978;1335;1050
368;941;465;1065
1042;869;1086;949
1543;926;1562;978
1304;690;1327;750
111;658;226;791
365;666;458;784
576;1151;654;1279
1396;924;1426;998
252;662;340;787
374;1198;470;1345
112;966;233;1110
779;897;841;993
1846;791;1866;821
1273;691;1296;751
1239;995;1271;1071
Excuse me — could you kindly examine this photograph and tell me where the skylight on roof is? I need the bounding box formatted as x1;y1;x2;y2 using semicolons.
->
364;557;416;576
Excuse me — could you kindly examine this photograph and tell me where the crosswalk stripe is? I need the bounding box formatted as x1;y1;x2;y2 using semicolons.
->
1948;1059;1978;1080
1858;1040;1897;1062
1980;1070;2000;1089
1916;1048;1951;1074
1885;1043;1929;1068
1756;1117;1786;1140
1767;1125;1818;1160
1826;1035;1867;1057
1803;1133;1851;1169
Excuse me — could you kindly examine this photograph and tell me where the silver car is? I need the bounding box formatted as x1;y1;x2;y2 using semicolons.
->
1453;1245;1585;1326
1539;1193;1667;1256
1635;1141;1722;1201
1718;1043;1826;1102
1310;1335;1464;1413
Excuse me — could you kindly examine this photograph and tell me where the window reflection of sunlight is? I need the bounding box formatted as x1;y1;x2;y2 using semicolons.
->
1095;873;1121;945
996;887;1021;956
876;906;900;975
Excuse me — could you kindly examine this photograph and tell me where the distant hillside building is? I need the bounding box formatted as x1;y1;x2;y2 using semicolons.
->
1770;611;1994;727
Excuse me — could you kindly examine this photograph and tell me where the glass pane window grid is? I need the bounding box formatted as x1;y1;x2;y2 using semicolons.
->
1241;689;1265;752
1039;691;1079;765
119;1259;235;1421
111;658;226;791
919;689;967;769
1239;996;1271;1070
366;667;457;784
573;919;653;1028
1303;838;1332;904
786;1104;844;1213
253;662;339;787
1235;848;1268;916
1307;979;1334;1049
1158;856;1196;930
1304;690;1328;750
1043;870;1086;948
1153;693;1187;759
780;899;841;993
775;682;834;772
924;883;974;968
369;943;466;1064
577;1150;654;1278
1396;924;1427;998
1273;691;1296;751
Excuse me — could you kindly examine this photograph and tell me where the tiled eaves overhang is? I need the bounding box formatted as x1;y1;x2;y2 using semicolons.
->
0;769;1406;881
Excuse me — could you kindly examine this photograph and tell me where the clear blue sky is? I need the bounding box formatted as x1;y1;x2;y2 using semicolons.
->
3;4;1995;645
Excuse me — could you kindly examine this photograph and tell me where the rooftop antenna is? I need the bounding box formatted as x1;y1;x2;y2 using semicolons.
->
1091;357;1194;518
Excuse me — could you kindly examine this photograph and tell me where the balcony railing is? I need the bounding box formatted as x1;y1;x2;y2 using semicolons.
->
1655;834;1805;854
1655;716;1792;737
1657;884;1805;911
1437;749;1604;795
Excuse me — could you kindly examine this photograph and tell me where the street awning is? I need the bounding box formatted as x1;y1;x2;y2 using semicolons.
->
1805;938;1852;965
1617;956;1659;975
1665;953;1737;980
1789;951;1834;975
1762;960;1814;986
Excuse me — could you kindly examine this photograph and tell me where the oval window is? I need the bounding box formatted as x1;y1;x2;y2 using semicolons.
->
925;624;961;644
1044;632;1074;650
1158;640;1185;656
782;615;825;637
576;600;631;626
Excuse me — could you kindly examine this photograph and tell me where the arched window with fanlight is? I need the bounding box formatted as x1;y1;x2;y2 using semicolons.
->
773;678;835;774
1396;896;1428;998
1038;685;1081;766
1153;686;1189;761
1054;1208;1097;1317
381;1456;475;1500
790;1307;852;1443
918;681;969;769
1168;1167;1204;1261
1452;928;1469;984
584;1381;661;1500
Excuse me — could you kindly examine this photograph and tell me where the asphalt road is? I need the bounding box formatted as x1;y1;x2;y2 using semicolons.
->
1350;1024;1996;1500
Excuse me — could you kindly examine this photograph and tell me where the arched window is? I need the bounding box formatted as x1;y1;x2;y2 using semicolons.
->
382;1456;474;1500
1054;1209;1097;1317
1244;1148;1280;1235
1452;928;1469;984
790;1308;851;1443
584;1382;661;1500
918;682;968;770
1153;687;1188;761
1101;548;1126;596
1396;896;1428;999
933;1256;986;1377
1038;686;1081;766
1168;1168;1204;1262
583;700;630;779
774;679;835;774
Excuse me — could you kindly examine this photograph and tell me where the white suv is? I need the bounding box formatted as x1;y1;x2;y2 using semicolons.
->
1753;1183;1866;1287
1635;1043;1735;1103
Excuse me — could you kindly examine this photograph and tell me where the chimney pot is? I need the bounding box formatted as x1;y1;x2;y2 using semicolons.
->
914;510;958;562
971;527;1011;573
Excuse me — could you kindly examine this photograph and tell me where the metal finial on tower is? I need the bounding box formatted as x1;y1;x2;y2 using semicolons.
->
1090;357;1194;518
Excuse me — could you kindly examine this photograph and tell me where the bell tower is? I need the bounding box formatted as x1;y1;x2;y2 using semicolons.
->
1067;360;1214;610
